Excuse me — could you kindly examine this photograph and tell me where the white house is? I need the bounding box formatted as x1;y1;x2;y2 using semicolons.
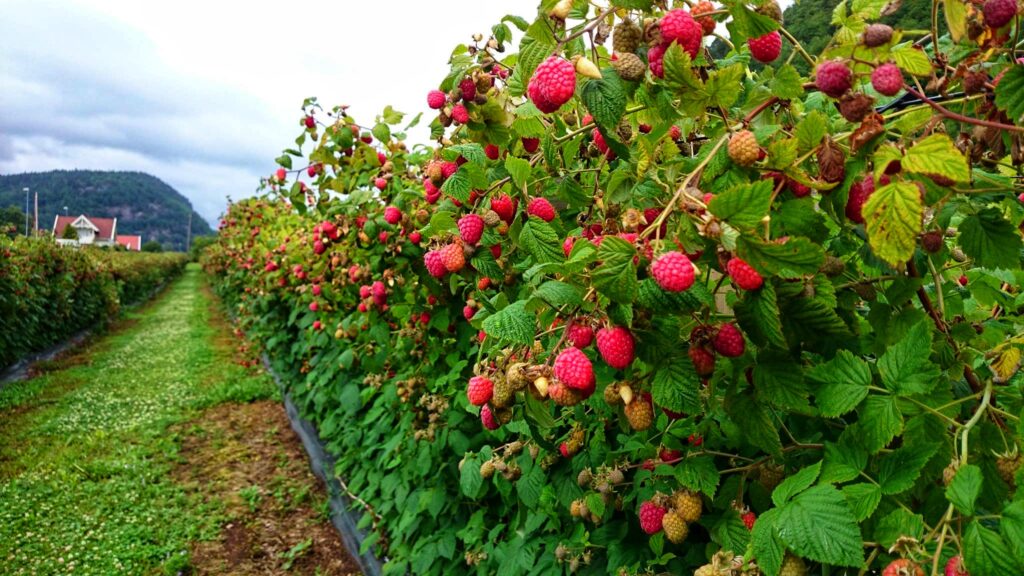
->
52;214;135;248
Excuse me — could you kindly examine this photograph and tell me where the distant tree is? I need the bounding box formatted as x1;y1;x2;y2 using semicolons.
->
1;205;26;237
189;235;216;261
141;240;163;253
61;224;79;240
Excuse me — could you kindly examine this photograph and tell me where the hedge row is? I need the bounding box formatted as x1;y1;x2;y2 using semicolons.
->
0;237;189;369
205;1;1024;575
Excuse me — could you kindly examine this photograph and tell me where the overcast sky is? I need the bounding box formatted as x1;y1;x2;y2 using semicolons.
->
0;0;541;225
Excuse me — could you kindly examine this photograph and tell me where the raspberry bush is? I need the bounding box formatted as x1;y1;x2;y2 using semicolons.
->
206;1;1024;574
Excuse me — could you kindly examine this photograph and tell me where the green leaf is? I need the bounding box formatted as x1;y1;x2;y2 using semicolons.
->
795;110;828;153
776;485;864;567
878;321;940;396
959;207;1023;270
807;350;871;417
708;179;773;231
581;68;627;132
995;65;1024;123
754;350;811;412
727;2;780;42
381;105;405;125
481;300;535;344
842;483;882;521
440;167;472;203
891;43;932;76
752;509;785;576
1001;501;1024;567
460;455;483;498
592;236;638;304
863;181;923;266
734;283;786;349
875;508;924;547
371;122;391;143
447;143;486;164
725;392;782;457
504;155;532;190
534;281;582;307
706;64;745;109
946;464;983;516
735;236;825;278
275;154;292;169
585;491;607;520
651;356;701;414
711;509;752;553
765;138;799;171
964;521;1024;576
903;134;971;182
661;44;708;115
674;456;720;497
877;442;939;495
519;220;564;264
772;461;822;507
771;64;805;100
516;464;545;508
854;395;903;454
509;19;558;97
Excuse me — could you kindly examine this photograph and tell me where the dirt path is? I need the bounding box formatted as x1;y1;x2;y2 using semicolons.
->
0;264;361;576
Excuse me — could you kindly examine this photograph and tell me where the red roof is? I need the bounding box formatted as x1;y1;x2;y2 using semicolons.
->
53;215;116;241
116;235;142;251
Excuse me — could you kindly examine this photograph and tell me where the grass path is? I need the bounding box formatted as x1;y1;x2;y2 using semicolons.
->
0;264;359;575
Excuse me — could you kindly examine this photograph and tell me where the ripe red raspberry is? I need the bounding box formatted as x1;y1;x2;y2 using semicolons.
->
467;375;492;406
458;214;485;245
958;274;969;286
945;555;968;576
871;63;904;96
528;56;576;113
693;1;717;35
816;60;853;98
491;194;517;224
359;285;372;299
984;0;1017;28
384;206;401;224
441;161;459;179
408;231;422;244
527;197;556;222
522;137;540;153
480;404;500;430
882;559;924;576
463;305;476;320
375;178;388;191
313;241;325;255
596;326;635;370
638;501;667;535
845;175;876;224
660;9;703;59
726;257;763;290
440;242;465;272
553;347;595;390
669;125;682;140
748;31;782;63
689;345;716;376
789;179;812;198
713;323;746;357
451;103;470;124
303;115;316;129
275;168;287;181
593;129;615;159
427;89;447;110
424;251;446;278
742;510;757;530
484;144;500;160
647;43;667;78
562;235;576;257
458;77;477;102
567;322;594;348
651;251;696;292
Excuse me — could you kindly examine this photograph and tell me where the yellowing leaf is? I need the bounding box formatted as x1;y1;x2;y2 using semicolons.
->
903;134;971;182
891;44;933;77
863;181;923;266
992;347;1022;383
945;0;967;42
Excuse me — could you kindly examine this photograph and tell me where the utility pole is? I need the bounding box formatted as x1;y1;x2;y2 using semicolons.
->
33;191;38;237
23;187;29;236
186;209;192;253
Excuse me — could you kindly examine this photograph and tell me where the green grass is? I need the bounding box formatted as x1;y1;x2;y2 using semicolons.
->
0;264;278;575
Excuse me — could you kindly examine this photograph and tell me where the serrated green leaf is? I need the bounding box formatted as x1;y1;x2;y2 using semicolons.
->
440;167;472;203
674;455;720;497
481;300;535;344
821;436;868;484
512;114;546;137
727;2;780;42
519;220;564;264
592;236;638;304
447;143;486;164
662;44;709;115
772;461;821;507
995;65;1024;123
903;134;970;182
505;155;532;190
734;283;786;348
516;464;545;508
959;207;1023;270
807;350;871;417
460;455;483;498
946;464;983;515
1001;501;1024;567
725;392;782;457
755;349;812;412
581;68;627;132
877;442;939;495
585;491;607;519
795;110;828;153
854;395;903;454
765;138;799;171
707;64;745;109
276;154;292;169
371;122;391;143
534;281;582;307
944;0;967;41
842;483;882;521
711;509;752;553
891;44;932;76
709;179;773;230
875;508;924;547
964;521;1024;576
752;508;785;576
878;321;940;396
651;355;701;414
863;181;923;266
776;485;863;567
736;236;825;278
772;64;805;100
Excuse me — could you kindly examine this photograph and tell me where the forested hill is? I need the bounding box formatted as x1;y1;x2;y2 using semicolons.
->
0;170;213;251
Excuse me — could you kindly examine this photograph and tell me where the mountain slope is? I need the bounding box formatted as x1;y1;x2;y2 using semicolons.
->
0;170;213;251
